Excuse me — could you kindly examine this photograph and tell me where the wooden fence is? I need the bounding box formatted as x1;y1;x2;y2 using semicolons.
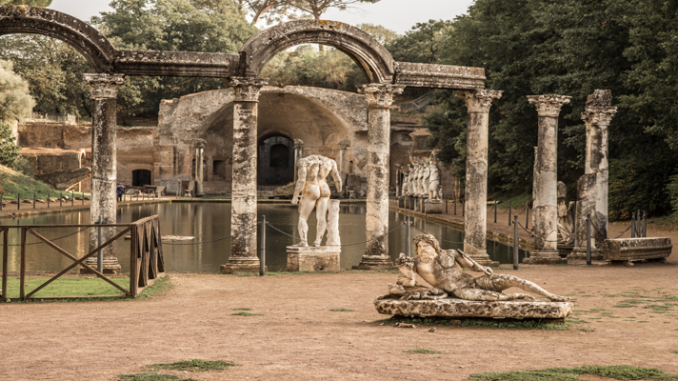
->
0;215;165;301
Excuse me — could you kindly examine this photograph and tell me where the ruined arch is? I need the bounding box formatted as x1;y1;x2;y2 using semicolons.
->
0;6;117;73
239;20;395;84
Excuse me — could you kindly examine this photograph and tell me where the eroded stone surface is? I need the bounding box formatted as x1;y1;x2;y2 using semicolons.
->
374;297;572;319
287;246;340;272
602;237;672;262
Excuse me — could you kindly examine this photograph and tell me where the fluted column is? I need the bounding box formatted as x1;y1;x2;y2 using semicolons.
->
455;89;503;266
354;84;404;270
582;90;617;243
221;77;268;274
194;138;206;197
524;95;571;264
82;73;124;275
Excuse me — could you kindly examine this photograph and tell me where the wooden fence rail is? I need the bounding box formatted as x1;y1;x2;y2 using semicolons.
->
0;215;165;301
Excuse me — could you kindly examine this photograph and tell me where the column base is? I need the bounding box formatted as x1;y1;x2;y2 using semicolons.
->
80;257;122;275
465;252;499;267
352;255;396;271
523;251;566;265
567;247;603;264
220;257;261;274
287;246;340;272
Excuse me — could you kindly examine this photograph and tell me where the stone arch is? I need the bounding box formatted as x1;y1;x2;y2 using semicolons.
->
0;6;116;73
239;20;395;83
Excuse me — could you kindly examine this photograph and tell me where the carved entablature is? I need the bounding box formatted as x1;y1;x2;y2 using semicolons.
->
83;73;125;99
527;95;572;117
359;84;405;109
395;62;486;90
115;50;239;78
455;89;503;113
227;77;269;102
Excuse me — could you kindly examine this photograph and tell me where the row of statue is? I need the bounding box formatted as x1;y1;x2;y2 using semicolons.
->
401;158;441;200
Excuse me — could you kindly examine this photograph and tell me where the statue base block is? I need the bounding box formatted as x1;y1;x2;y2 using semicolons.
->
424;199;442;214
287;246;341;272
80;257;121;275
523;251;567;264
374;297;573;320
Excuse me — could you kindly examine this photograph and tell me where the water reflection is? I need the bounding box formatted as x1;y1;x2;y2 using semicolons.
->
0;203;527;273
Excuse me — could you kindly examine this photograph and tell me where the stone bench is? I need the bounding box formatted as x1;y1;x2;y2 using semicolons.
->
374;297;573;320
602;237;672;266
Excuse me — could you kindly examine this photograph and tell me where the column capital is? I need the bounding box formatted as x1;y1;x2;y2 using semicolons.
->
338;139;351;149
194;138;206;149
227;77;268;102
582;89;617;127
527;94;571;117
293;139;304;149
359;84;405;108
455;89;503;113
83;73;124;99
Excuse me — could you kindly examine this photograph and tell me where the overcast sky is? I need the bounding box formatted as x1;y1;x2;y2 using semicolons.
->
48;0;474;35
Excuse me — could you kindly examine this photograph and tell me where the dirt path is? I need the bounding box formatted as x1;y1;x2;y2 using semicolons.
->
2;261;678;381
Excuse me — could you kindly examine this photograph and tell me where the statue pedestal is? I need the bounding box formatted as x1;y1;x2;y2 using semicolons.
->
398;196;407;208
287;246;341;272
374;297;573;320
80;257;121;275
523;251;566;264
567;247;602;264
423;199;443;214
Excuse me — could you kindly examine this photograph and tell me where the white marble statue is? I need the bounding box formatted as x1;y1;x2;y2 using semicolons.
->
420;160;431;197
401;171;410;197
292;155;343;247
427;159;441;200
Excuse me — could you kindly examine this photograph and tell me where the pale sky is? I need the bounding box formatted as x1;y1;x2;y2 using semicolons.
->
48;0;475;35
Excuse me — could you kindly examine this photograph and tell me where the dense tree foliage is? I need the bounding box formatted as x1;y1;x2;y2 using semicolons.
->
0;60;35;121
411;0;678;218
0;0;53;6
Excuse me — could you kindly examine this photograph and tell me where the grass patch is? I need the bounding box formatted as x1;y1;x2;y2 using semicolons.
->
404;349;445;355
0;167;90;201
468;365;678;381
578;327;595;332
330;308;354;312
232;308;251;311
375;316;568;330
147;360;240;372
672;350;678;354
644;304;671;313
118;374;201;381
3;275;171;302
231;312;262;316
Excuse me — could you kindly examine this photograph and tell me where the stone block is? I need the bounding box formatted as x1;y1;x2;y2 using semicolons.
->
287;246;340;272
374;297;572;319
602;237;672;264
523;251;566;264
423;199;442;214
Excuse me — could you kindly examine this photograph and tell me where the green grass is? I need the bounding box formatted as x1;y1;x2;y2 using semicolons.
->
232;307;251;311
118;374;201;381
147;360;240;372
404;349;445;354
330;308;354;312
672;350;678;354
491;192;533;210
375;316;568;330
468;365;678;381
231;311;262;316
0;166;89;201
3;275;172;302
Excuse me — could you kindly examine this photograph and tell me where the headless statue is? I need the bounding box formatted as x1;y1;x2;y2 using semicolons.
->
428;159;441;200
390;234;569;302
292;155;342;247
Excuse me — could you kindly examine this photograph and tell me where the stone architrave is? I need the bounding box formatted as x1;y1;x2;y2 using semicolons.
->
454;89;503;266
582;90;617;243
524;94;571;264
194;138;206;197
293;139;304;183
354;84;404;270
221;77;268;274
82;73;125;275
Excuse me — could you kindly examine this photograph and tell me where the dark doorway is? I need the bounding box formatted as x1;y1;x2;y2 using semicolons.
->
213;160;227;180
258;135;294;186
133;169;152;186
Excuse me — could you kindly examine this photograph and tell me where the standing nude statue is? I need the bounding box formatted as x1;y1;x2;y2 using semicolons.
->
390;234;569;302
420;160;431;197
292;155;342;247
427;159;441;200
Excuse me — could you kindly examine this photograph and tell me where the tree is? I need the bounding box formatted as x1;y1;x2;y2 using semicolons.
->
0;59;35;121
357;23;398;45
291;0;381;51
234;0;298;25
0;0;53;6
0;121;20;167
386;20;452;64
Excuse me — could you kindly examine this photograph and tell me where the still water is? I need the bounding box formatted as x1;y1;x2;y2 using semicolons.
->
1;203;527;274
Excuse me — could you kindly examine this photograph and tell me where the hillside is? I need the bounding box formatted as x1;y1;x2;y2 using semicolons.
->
0;164;85;199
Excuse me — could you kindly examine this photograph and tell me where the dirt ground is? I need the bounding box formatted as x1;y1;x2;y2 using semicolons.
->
2;257;678;381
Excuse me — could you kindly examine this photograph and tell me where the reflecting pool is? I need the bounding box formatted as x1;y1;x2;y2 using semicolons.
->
1;202;527;273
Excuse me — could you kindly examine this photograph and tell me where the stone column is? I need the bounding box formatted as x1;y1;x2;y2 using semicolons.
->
82;73;124;275
338;139;350;175
354;84;404;270
582;90;617;242
194;138;206;197
524;94;571;264
293;139;304;183
570;173;599;259
455;89;503;266
220;77;268;274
